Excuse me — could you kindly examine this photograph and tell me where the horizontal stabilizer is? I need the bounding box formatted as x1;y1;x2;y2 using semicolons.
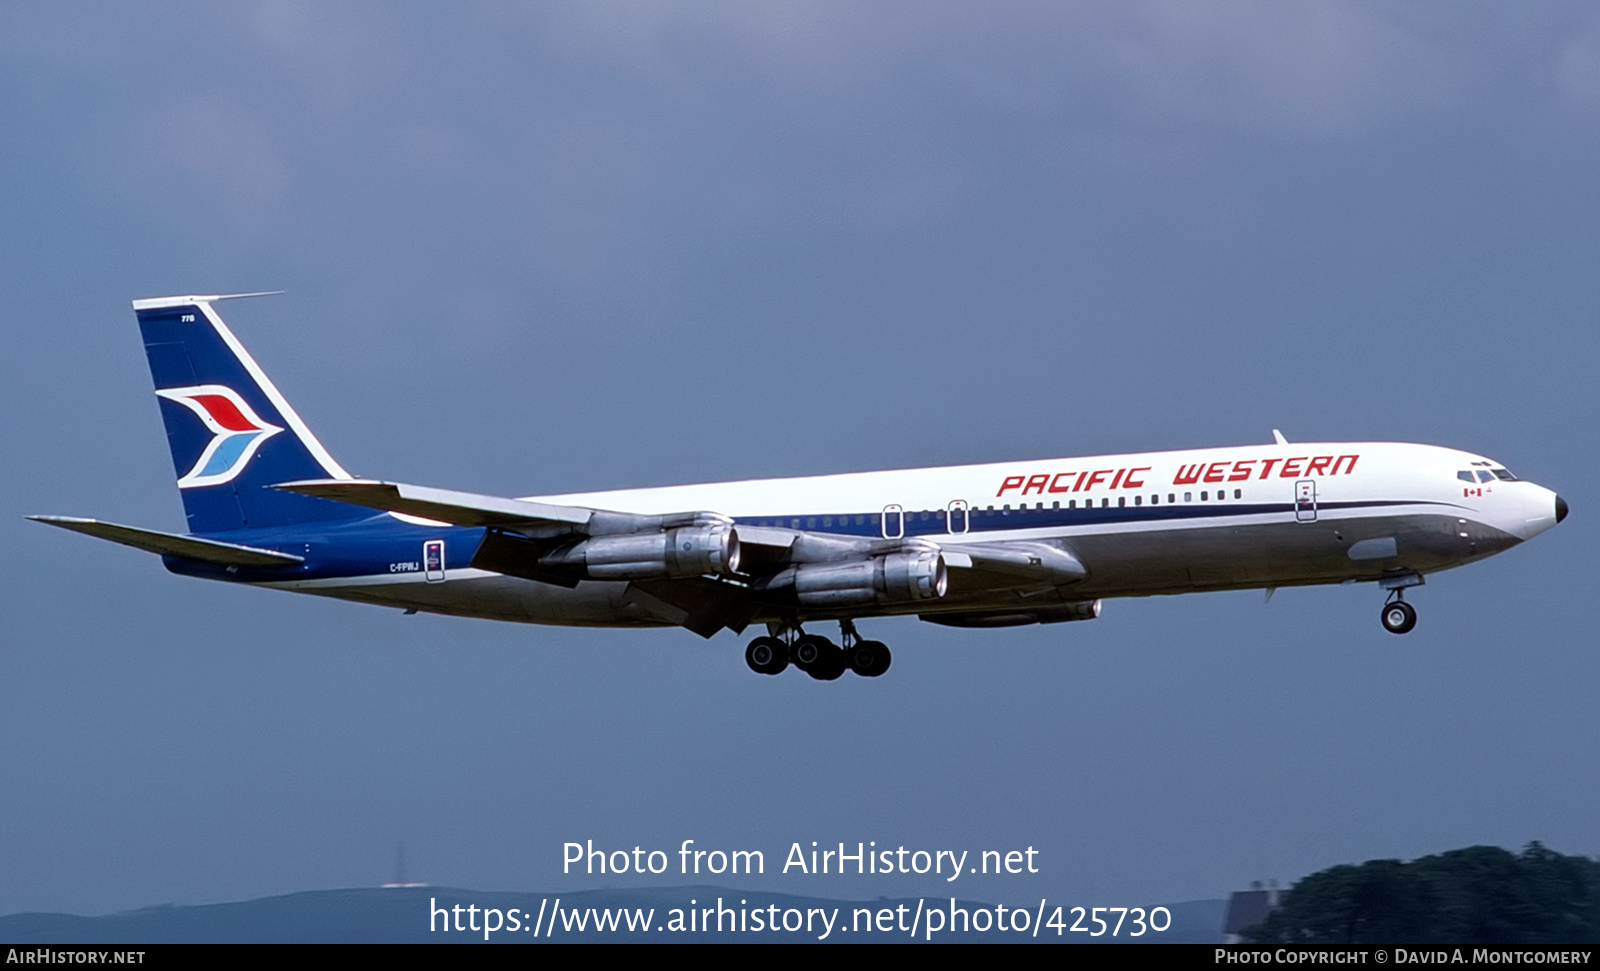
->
273;479;594;530
27;516;304;568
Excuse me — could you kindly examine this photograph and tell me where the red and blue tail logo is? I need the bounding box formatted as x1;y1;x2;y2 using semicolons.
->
154;384;284;488
137;294;359;532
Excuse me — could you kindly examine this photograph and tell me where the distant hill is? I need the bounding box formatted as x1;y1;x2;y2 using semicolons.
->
1;887;1225;944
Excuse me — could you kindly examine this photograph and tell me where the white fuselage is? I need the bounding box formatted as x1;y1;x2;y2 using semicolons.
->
276;440;1561;631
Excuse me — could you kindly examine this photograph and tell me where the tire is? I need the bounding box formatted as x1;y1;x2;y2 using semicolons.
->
850;640;892;678
1381;600;1417;635
793;634;829;668
745;636;788;674
807;641;846;681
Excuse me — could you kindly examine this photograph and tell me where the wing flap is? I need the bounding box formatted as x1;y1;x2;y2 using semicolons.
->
27;516;304;568
629;578;759;638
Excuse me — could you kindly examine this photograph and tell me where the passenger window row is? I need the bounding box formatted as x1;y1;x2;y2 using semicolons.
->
749;488;1249;531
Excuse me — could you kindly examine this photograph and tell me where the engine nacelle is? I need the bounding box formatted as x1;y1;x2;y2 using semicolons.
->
555;524;741;580
773;550;948;607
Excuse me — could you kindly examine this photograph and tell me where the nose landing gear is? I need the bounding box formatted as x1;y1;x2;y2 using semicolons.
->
1378;573;1424;634
1381;597;1417;634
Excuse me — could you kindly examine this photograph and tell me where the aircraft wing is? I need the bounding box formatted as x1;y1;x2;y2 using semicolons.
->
273;478;802;544
275;479;1089;636
273;479;594;531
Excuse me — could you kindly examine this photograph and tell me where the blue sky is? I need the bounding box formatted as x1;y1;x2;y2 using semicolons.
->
2;2;1597;918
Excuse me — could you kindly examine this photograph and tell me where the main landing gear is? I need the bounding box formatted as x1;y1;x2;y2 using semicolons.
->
1379;573;1423;634
745;619;891;680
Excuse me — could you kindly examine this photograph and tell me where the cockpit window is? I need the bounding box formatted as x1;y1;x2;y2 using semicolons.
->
1491;468;1517;481
1476;470;1495;483
1457;471;1475;483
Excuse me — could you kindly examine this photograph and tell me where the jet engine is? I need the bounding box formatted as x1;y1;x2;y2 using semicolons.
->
544;524;741;580
760;549;948;607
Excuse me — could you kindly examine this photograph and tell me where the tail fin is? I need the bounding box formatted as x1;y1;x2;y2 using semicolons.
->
133;293;359;533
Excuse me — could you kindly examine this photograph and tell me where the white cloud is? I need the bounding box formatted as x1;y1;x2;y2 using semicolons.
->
1101;1;1451;135
1557;30;1600;105
144;98;290;208
235;0;406;118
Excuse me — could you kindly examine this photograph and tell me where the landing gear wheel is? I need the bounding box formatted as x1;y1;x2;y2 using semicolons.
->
809;643;846;681
793;634;829;668
745;636;788;675
794;635;845;680
1381;600;1417;634
850;640;892;678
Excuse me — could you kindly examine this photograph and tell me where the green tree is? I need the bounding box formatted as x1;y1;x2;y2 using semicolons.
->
1244;844;1600;947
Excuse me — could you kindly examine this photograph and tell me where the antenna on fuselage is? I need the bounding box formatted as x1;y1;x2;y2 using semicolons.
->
1272;429;1289;445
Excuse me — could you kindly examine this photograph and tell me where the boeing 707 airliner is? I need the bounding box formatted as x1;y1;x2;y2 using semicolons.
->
31;294;1568;680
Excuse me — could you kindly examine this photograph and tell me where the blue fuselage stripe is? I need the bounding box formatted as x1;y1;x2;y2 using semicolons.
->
732;499;1423;538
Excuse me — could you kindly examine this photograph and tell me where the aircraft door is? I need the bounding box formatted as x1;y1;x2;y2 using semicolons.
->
1294;480;1317;523
882;504;904;539
947;499;969;535
424;539;446;581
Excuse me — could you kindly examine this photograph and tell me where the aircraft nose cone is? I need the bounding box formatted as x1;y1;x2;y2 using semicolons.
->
1555;494;1569;524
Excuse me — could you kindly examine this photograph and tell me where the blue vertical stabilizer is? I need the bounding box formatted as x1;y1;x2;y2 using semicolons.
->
133;294;360;533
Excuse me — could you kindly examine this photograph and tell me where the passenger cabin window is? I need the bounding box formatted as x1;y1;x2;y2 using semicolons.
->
881;505;903;539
